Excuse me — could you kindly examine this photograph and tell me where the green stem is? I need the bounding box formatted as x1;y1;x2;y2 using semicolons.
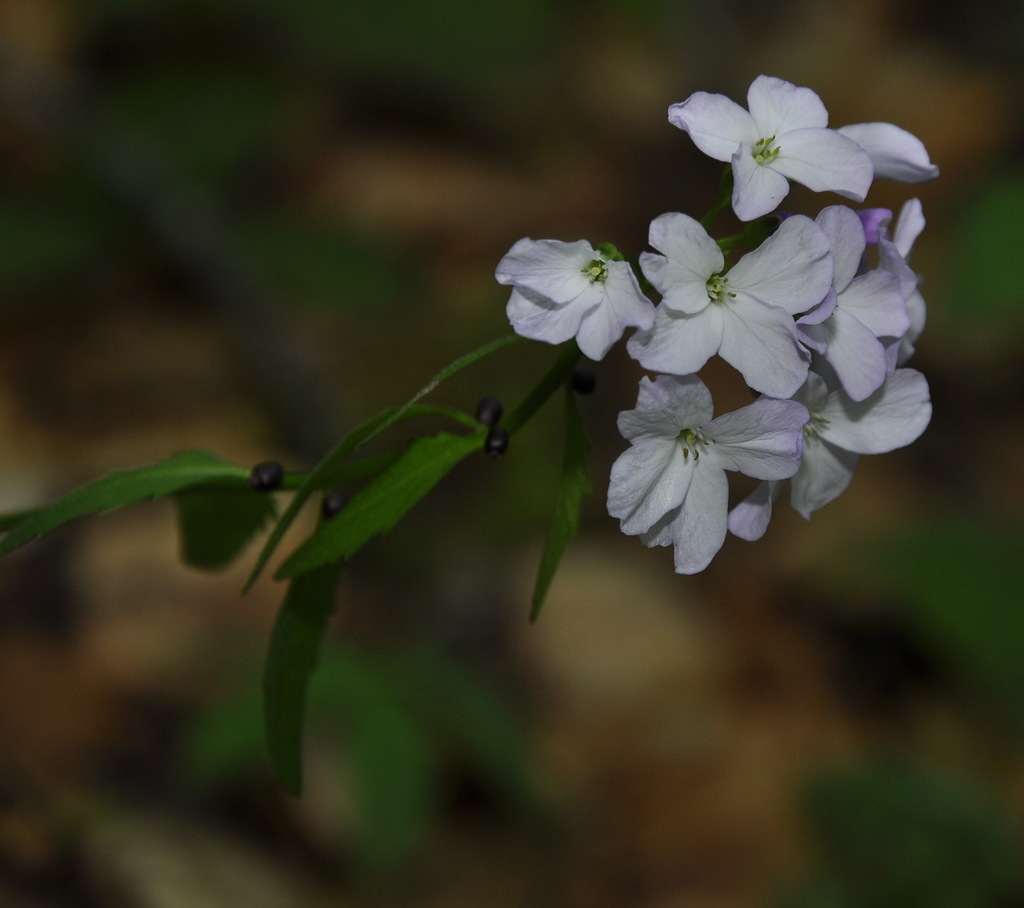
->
504;343;582;435
700;165;734;230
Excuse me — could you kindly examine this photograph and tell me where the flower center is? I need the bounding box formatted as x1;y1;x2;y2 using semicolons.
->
678;427;713;462
751;135;781;165
706;274;735;304
582;258;609;283
802;413;830;439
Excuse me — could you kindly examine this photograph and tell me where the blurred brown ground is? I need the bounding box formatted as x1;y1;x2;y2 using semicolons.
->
0;0;1022;905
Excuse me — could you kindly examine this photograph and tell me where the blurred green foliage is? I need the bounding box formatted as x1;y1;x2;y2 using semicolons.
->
780;761;1021;908
949;171;1024;331
186;644;535;878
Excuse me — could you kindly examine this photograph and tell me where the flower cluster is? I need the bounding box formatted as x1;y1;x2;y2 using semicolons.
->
496;76;935;574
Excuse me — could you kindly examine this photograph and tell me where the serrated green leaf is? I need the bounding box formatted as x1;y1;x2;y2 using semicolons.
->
174;487;276;570
244;335;517;590
262;563;341;796
530;386;591;622
276;430;484;580
0;450;248;559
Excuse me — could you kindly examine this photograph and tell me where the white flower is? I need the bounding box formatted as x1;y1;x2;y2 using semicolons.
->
495;238;655;360
728;369;931;540
838;123;939;183
669;76;874;221
628;212;832;397
798;206;910;401
608;374;808;574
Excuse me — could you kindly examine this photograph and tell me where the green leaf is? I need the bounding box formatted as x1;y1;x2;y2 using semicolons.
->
244;335;517;590
530;386;591;621
276;430;484;580
262;563;341;796
174;487;276;570
0;450;248;559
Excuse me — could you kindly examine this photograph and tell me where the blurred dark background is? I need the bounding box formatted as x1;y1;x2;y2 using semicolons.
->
1;1;1023;905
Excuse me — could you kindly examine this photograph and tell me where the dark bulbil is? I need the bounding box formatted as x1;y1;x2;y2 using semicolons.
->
484;425;509;458
570;366;596;395
321;488;348;520
248;461;285;491
475;396;504;426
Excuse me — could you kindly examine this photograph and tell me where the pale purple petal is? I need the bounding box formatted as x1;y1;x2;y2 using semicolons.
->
717;299;809;398
728;214;834;313
728;480;782;541
495;238;596;304
731;144;793;220
790;436;859;518
797;290;837;353
815;205;866;292
506;287;589;346
857;208;893;245
708;398;808;478
668;92;755;162
641;212;723;314
617;373;714;442
608;440;692;536
573;261;655;360
747;75;829;134
771;128;874;200
818;368;931;454
818;306;890;401
838;123;939;183
627;304;724;377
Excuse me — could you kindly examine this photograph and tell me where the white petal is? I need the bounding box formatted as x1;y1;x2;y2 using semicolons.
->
668;92;755;162
731;145;793;221
717;300;809;398
728;480;782;541
838;123;939;183
897;290;926;366
747;75;829;135
728;214;834;313
643;212;723;312
708;398;809;478
790;436;859;518
892;198;926;256
815;205;866;291
664;465;730;574
818;368;931;454
771;128;874;200
573;262;655;360
495;238;596;304
819;307;889;401
506;287;588;346
608;440;692;536
839;269;910;339
627;304;724;377
617;373;713;442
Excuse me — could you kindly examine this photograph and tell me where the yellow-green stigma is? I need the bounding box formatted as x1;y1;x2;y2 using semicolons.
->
678;427;713;462
803;413;830;439
582;258;609;283
706;273;735;304
752;135;781;165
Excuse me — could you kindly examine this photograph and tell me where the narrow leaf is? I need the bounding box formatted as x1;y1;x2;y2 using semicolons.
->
244;335;517;590
531;387;591;621
0;450;248;559
276;431;484;580
262;563;341;796
175;487;276;570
